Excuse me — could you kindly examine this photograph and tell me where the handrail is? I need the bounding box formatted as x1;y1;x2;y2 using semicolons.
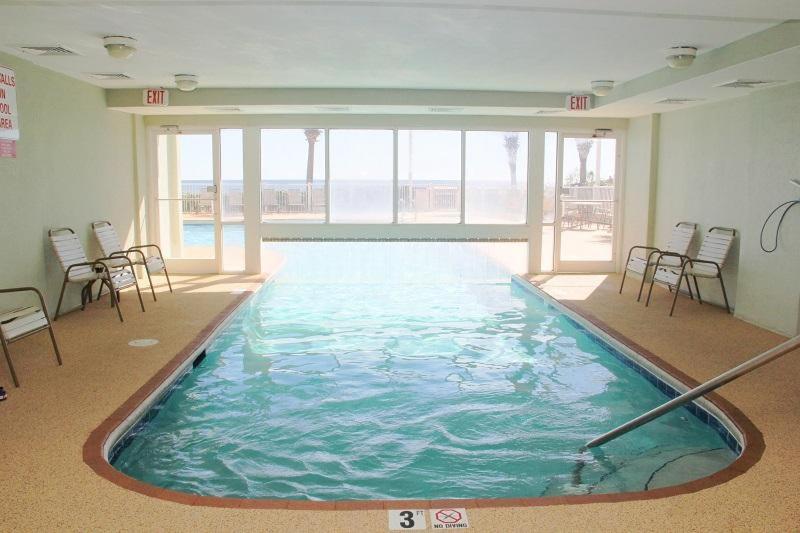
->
585;334;800;449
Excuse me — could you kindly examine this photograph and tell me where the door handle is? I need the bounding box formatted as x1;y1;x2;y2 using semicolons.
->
205;185;218;194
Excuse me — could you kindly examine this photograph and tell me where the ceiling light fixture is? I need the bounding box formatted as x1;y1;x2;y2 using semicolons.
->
103;36;136;59
665;46;697;69
174;74;199;91
590;80;614;97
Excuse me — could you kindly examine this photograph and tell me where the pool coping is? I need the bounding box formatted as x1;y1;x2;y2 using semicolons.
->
82;275;764;511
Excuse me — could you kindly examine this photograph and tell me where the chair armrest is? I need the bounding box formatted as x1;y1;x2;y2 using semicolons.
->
685;258;723;273
0;286;48;314
114;249;147;264
129;243;165;260
97;256;135;270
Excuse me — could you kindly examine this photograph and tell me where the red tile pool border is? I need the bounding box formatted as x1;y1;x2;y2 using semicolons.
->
83;277;765;510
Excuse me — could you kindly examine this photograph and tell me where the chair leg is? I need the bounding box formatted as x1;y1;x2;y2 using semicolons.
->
163;266;174;293
46;325;63;366
106;279;124;322
54;277;68;321
693;276;702;304
685;276;694;300
619;269;627;294
1;335;19;387
719;275;732;314
132;273;146;312
97;280;104;301
144;265;157;302
669;274;684;317
645;275;657;307
636;270;648;302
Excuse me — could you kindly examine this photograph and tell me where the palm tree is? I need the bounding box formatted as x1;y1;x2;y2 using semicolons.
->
503;133;520;186
575;139;594;186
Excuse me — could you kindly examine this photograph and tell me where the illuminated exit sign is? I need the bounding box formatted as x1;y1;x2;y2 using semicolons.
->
143;88;169;106
566;94;592;111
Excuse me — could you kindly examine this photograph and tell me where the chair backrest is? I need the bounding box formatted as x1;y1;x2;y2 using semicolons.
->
696;227;737;267
665;222;697;255
49;228;92;278
92;220;123;257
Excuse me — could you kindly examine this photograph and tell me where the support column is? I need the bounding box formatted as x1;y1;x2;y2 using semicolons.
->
527;129;545;274
243;127;262;274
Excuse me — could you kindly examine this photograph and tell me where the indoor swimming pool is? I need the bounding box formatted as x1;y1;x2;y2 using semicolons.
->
110;243;738;501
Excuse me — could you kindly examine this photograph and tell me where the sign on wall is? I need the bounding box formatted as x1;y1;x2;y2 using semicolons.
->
566;93;592;111
143;88;169;106
0;65;18;158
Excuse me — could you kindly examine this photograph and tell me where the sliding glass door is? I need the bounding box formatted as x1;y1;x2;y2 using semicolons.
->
554;133;620;272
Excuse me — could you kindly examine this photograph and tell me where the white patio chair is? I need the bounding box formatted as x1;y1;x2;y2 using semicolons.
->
92;221;173;301
646;227;737;316
619;221;697;301
0;287;63;387
49;228;145;322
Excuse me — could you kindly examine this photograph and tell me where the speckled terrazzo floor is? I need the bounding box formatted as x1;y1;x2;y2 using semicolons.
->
1;273;798;532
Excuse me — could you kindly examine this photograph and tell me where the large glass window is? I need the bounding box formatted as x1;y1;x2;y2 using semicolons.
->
465;131;528;224
398;130;461;223
261;129;326;223
329;129;394;223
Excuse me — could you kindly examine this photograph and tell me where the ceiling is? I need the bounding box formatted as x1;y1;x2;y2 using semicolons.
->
0;1;795;93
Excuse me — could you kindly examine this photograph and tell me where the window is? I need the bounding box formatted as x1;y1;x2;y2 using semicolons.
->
261;129;326;223
397;130;461;223
329;129;394;223
465;131;528;224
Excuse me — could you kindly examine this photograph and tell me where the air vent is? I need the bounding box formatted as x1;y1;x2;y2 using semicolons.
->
16;45;79;56
206;106;241;112
87;73;132;80
428;106;463;113
655;98;704;105
316;105;350;112
535;110;562;115
715;79;783;89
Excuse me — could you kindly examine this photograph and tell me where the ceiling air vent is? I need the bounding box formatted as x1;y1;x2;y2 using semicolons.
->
206;106;241;112
655;98;704;105
535;110;562;115
16;45;79;56
715;79;783;89
428;106;463;113
316;105;351;112
87;73;132;80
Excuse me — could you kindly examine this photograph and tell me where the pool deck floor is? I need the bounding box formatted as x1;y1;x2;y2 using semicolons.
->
1;272;798;531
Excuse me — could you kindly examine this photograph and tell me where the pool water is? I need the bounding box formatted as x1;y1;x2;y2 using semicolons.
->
182;222;244;247
111;243;736;500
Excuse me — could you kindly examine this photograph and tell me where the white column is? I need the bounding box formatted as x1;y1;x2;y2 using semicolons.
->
527;129;545;274
243;127;262;274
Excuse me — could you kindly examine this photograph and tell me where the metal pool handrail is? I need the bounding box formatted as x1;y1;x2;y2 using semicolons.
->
585;335;800;449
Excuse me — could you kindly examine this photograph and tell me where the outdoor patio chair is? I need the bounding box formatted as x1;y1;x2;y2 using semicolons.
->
620;221;697;301
0;287;62;387
49;228;145;322
92;221;173;301
646;227;737;316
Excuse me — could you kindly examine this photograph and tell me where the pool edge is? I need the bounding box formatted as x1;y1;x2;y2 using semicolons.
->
82;274;765;511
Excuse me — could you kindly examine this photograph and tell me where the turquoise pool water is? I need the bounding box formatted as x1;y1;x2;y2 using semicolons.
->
182;222;244;247
111;243;736;500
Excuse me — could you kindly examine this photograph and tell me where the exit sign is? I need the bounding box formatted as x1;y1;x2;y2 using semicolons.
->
566;94;592;111
143;88;169;106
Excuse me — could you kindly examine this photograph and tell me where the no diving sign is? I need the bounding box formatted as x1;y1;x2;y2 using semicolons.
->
431;508;470;529
388;508;470;530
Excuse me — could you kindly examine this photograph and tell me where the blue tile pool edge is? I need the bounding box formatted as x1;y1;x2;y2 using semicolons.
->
511;275;744;455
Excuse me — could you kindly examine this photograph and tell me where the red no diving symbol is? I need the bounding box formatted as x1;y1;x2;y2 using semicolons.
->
435;509;462;524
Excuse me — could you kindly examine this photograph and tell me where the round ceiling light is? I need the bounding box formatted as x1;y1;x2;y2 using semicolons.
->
591;80;614;97
103;36;137;59
666;46;697;69
174;74;199;92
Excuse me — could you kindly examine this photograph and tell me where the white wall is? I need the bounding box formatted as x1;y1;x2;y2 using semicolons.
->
0;52;137;314
651;82;800;335
621;114;659;265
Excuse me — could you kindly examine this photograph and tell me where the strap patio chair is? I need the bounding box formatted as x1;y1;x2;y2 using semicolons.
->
620;221;697;301
91;221;173;301
646;227;737;316
0;287;63;387
49;228;145;322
